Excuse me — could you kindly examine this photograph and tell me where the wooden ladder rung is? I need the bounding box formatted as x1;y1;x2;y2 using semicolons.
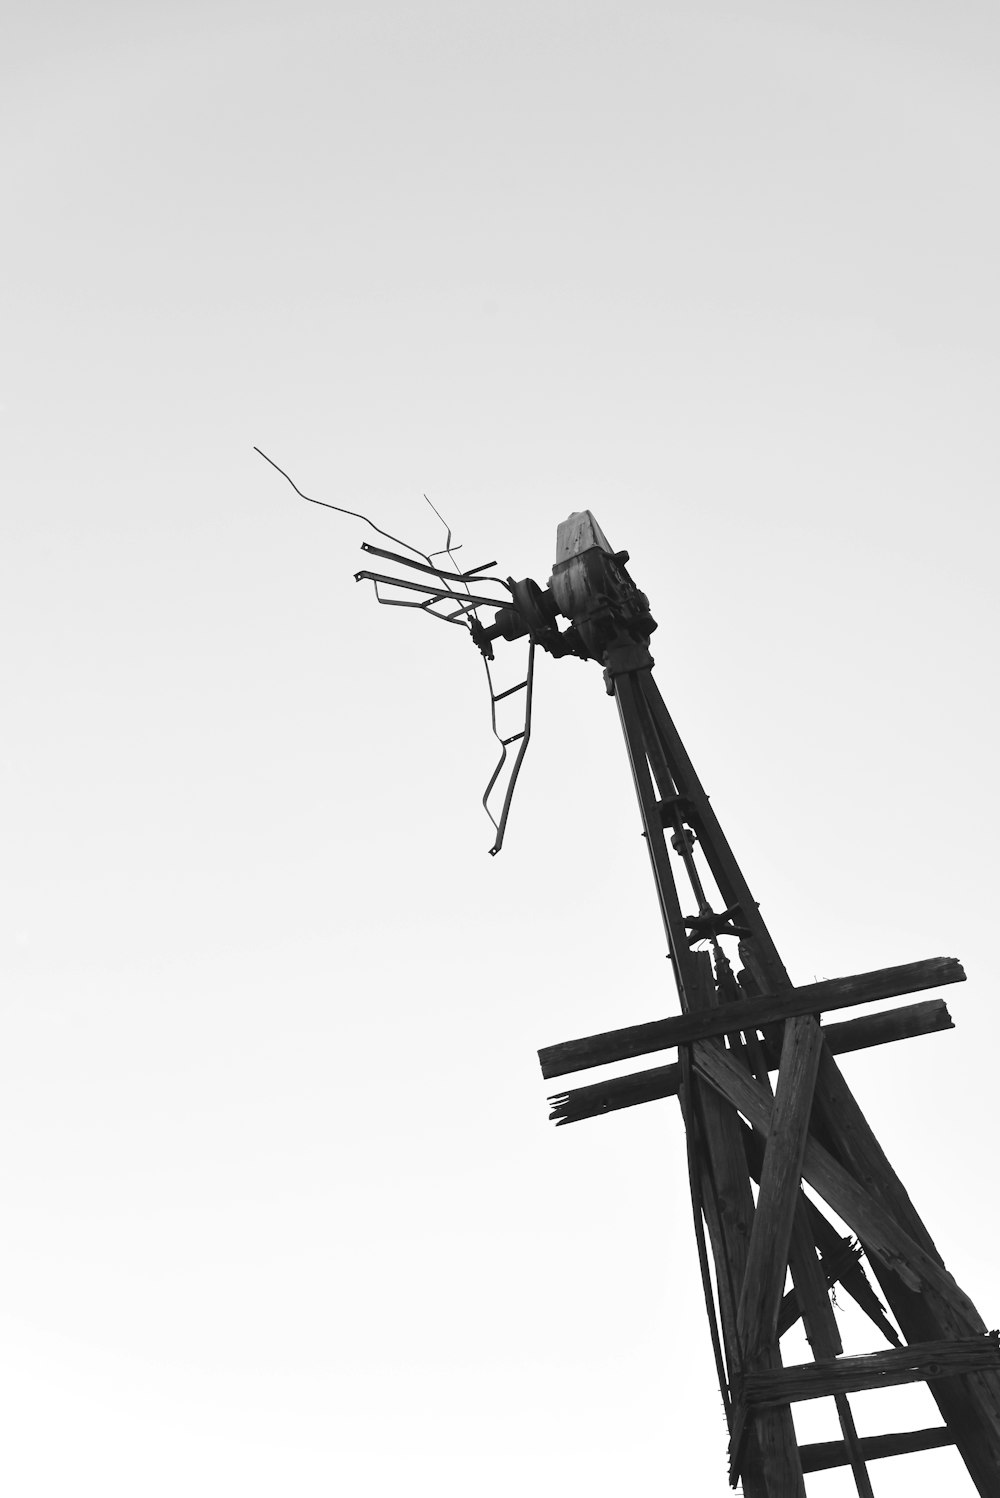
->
799;1426;954;1473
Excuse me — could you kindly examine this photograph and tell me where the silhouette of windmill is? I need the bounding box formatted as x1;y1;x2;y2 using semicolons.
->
263;452;1000;1496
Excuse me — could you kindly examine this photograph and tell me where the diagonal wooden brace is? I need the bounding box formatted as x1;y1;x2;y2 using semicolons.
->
692;1038;980;1321
737;1016;824;1370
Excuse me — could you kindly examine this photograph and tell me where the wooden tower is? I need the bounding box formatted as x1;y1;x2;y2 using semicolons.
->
532;514;1000;1495
272;453;1000;1496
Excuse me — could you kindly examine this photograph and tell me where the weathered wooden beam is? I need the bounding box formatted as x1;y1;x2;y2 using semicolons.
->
807;1046;1000;1491
777;1234;859;1340
743;1335;1000;1407
831;1396;876;1498
737;1017;825;1368
547;997;953;1124
548;1060;680;1124
779;1213;877;1495
692;1039;980;1315
786;997;952;1059
733;1352;989;1479
784;1209;844;1357
720;1023;855;1496
743;1127;902;1350
683;955;752;1395
538;957;964;1078
681;959;805;1498
799;1425;954;1472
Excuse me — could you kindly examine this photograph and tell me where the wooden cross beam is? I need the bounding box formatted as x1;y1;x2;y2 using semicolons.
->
747;1335;1000;1408
730;1338;1000;1483
547;996;954;1125
540;941;990;1492
798;1425;953;1472
538;956;964;1079
692;1033;978;1311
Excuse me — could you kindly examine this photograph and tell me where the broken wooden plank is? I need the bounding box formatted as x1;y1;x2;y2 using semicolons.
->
799;1425;953;1472
547;997;953;1125
743;1335;1000;1407
548;1059;680;1124
777;1234;859;1341
539;957;964;1078
785;1210;844;1357
737;1017;825;1368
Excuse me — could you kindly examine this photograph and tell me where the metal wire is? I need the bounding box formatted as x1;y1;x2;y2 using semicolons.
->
255;448;451;567
258;447;538;853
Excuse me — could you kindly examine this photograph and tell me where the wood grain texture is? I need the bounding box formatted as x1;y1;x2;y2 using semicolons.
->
737;1017;824;1368
744;1336;1000;1407
546;997;953;1124
799;1426;953;1472
782;1212;845;1355
538;957;964;1078
743;1126;902;1349
692;1039;979;1314
684;957;802;1498
808;1047;1000;1491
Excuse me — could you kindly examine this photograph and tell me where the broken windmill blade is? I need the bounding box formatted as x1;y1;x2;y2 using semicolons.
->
355;512;657;854
267;458;1000;1496
254;447;524;849
258;446;653;854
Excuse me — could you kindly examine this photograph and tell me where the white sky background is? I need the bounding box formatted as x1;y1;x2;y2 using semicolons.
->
3;2;1000;1494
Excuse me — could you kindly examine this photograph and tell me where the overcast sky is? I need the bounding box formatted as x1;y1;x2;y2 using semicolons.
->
4;2;1000;1494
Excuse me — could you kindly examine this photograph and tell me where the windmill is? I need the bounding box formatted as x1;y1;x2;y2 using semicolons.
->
262;451;1000;1496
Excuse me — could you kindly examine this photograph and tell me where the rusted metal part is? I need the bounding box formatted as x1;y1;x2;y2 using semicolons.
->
353;568;505;613
358;541;506;586
549;512;656;662
482;642;535;856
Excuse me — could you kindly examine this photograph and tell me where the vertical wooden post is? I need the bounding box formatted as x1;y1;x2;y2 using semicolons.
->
684;958;806;1498
592;616;1000;1492
737;1016;824;1368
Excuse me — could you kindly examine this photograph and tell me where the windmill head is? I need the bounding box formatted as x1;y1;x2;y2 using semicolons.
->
256;445;657;854
351;508;661;852
471;511;657;669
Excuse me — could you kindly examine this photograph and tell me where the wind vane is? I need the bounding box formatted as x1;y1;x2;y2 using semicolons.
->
263;450;1000;1496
